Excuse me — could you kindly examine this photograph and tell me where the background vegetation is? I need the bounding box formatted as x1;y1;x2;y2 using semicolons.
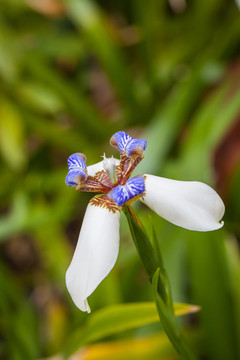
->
0;0;240;359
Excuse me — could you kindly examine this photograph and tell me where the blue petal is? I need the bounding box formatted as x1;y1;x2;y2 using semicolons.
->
125;176;145;197
110;131;147;156
65;170;87;187
67;153;87;171
66;153;87;187
108;175;145;206
108;186;129;207
110;131;132;154
126;139;147;156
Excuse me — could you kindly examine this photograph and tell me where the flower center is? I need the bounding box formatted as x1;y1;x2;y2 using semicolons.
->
65;131;148;207
102;154;118;185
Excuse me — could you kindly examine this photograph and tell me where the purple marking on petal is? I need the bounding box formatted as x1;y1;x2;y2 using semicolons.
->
108;186;129;207
110;131;132;154
110;131;147;156
67;153;87;172
125;175;145;197
126;139;147;156
65;170;87;187
66;153;87;187
108;175;145;206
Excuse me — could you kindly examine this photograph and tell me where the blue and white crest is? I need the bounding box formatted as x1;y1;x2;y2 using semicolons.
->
108;186;129;207
67;153;87;171
125;176;145;198
110;131;147;157
108;175;145;206
66;153;87;187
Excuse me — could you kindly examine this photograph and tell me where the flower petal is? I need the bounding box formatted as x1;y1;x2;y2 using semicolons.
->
87;158;120;177
142;175;225;231
65;170;87;187
110;131;147;156
67;153;87;171
108;176;145;206
66;200;121;312
66;153;88;186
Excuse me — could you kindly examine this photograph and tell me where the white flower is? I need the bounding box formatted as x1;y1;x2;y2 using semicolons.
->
65;131;225;312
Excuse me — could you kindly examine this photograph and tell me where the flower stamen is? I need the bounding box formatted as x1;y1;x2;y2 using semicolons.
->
102;154;119;185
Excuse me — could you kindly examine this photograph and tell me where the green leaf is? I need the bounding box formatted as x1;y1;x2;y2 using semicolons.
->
0;99;26;170
17;81;63;114
187;231;239;360
64;301;200;356
170;82;240;182
66;0;137;111
137;67;207;175
0;261;40;359
24;57;111;139
67;332;183;360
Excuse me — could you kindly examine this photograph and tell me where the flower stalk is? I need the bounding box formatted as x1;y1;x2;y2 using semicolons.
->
123;205;197;360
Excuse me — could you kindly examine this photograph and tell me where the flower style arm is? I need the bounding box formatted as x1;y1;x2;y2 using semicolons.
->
87;158;120;177
65;153;88;187
110;131;147;156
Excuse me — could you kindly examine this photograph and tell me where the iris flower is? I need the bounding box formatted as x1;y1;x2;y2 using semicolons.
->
65;131;224;312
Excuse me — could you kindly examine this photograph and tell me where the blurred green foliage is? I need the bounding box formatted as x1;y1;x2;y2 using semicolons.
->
0;0;240;359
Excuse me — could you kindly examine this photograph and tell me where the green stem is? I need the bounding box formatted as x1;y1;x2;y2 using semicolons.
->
123;206;172;307
123;205;197;360
123;205;158;280
153;270;197;360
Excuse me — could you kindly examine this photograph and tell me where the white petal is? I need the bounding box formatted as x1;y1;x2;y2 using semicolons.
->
66;202;120;312
87;159;120;177
143;175;225;231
